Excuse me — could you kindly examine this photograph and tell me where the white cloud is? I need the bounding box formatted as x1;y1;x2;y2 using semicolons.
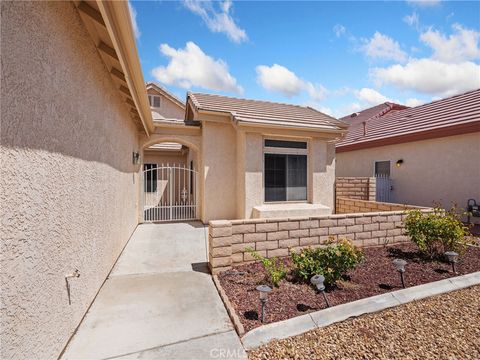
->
333;24;346;38
405;98;426;107
420;24;480;63
355;88;392;105
255;64;328;101
371;58;480;97
183;0;247;43
403;12;420;29
152;42;243;94
406;0;441;7
361;32;408;62
128;2;141;39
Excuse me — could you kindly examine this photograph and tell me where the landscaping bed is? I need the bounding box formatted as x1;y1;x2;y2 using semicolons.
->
218;243;480;332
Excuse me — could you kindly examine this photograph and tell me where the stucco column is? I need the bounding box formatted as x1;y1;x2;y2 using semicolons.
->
310;139;335;211
243;133;263;218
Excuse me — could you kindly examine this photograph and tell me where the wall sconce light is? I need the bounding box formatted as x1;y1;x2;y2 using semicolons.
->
132;151;140;165
396;159;404;167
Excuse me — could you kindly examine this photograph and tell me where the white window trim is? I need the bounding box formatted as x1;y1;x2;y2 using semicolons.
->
148;94;161;108
262;137;309;203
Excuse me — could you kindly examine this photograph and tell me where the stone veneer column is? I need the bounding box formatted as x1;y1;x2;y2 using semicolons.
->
208;220;233;274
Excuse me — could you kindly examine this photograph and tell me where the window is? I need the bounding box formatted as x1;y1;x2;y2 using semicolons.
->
264;139;308;202
144;163;157;192
148;95;161;108
374;161;391;177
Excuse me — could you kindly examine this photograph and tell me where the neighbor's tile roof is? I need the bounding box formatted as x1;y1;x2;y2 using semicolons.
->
188;93;348;131
340;102;408;126
337;89;480;152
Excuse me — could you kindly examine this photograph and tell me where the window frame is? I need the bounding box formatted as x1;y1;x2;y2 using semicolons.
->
148;94;161;108
263;138;309;203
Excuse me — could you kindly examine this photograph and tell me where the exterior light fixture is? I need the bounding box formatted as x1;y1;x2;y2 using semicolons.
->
132;151;140;165
396;159;404;167
311;274;330;307
393;259;407;288
445;251;459;274
256;285;272;323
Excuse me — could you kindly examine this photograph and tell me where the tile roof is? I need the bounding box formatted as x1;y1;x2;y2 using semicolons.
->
337;89;480;152
188;92;348;132
340;102;408;126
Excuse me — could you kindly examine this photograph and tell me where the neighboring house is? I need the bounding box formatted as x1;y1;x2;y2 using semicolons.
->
336;90;480;215
143;92;348;223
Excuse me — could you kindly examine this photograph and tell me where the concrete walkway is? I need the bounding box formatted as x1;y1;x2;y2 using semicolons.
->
62;222;246;360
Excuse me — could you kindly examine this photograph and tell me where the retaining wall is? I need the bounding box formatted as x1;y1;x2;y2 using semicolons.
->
208;209;432;274
335;177;376;201
336;197;424;214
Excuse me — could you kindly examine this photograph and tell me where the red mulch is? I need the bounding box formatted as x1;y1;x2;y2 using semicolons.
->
217;243;480;332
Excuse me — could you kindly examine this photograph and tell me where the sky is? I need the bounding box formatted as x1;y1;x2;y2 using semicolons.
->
130;0;480;118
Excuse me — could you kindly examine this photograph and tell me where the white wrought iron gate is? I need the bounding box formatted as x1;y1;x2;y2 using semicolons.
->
375;174;393;203
143;164;198;222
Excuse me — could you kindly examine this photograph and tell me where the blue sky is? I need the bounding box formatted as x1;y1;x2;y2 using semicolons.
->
130;0;480;117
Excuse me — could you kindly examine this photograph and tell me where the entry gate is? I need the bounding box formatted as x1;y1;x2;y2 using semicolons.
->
143;164;198;222
375;174;393;203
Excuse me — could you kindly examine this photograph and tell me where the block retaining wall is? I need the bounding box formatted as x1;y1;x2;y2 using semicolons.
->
336;177;376;201
208;208;432;274
336;197;425;214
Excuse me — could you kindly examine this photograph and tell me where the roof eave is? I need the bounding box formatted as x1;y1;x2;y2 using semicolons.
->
96;1;154;135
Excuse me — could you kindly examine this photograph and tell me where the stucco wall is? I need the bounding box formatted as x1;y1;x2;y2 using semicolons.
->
1;2;140;359
201;121;238;221
143;150;187;166
336;132;480;210
147;88;185;120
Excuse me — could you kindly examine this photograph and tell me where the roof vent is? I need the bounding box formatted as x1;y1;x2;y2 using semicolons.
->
350;112;360;118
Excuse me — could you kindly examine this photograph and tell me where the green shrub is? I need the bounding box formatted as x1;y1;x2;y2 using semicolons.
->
291;239;364;286
404;207;469;257
246;248;287;287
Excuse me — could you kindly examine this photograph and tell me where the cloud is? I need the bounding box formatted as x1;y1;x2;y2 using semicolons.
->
355;88;392;105
128;2;141;39
361;32;408;62
152;42;243;94
183;0;247;43
403;12;420;29
333;24;346;38
405;98;426;107
371;58;480;97
420;24;480;63
406;0;441;7
255;64;328;101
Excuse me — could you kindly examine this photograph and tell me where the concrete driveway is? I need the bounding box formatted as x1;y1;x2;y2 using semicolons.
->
62;222;246;360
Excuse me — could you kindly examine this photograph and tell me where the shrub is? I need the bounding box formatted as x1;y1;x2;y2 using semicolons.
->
291;239;364;286
246;248;287;287
404;207;469;257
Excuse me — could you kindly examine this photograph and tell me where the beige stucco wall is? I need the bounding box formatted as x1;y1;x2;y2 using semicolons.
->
143;150;187;166
201;120;238;222
336;132;480;210
147;88;185;120
1;2;140;359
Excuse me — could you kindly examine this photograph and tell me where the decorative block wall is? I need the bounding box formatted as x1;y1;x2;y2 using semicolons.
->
336;177;376;201
336;197;424;214
208;208;432;274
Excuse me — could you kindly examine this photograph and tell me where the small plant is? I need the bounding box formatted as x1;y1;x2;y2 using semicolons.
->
404;207;469;258
291;238;364;286
246;248;287;287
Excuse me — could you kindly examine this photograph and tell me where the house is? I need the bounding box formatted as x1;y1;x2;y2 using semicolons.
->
336;90;480;216
143;92;349;223
1;1;348;358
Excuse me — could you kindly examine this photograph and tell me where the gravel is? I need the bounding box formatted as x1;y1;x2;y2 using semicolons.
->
248;286;480;360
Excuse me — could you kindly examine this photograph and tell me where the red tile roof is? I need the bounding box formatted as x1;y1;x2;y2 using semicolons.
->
188;92;348;132
337;89;480;152
340;102;408;126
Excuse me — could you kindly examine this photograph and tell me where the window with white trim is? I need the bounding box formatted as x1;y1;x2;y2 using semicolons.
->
148;95;161;108
264;139;308;202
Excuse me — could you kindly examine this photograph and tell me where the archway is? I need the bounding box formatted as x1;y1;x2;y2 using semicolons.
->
141;137;200;222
